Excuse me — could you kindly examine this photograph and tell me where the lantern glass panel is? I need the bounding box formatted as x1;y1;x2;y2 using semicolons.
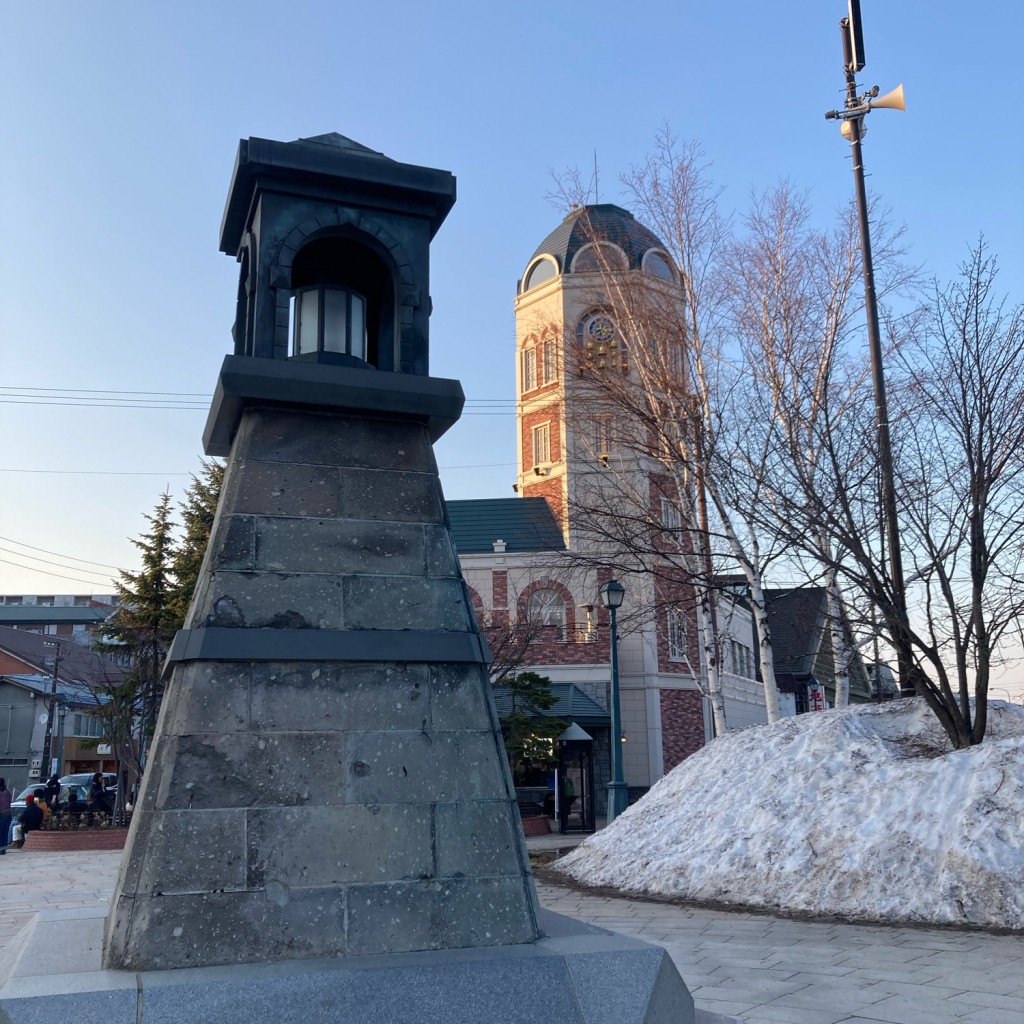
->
350;292;366;360
322;288;347;354
296;290;319;355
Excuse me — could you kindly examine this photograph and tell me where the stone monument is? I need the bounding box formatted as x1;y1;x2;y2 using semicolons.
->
0;133;696;1024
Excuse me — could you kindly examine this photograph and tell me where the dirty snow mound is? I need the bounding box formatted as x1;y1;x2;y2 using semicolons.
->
555;699;1024;929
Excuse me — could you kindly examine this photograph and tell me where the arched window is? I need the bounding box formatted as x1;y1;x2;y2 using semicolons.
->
522;256;558;292
527;589;566;628
643;250;676;282
571;242;627;273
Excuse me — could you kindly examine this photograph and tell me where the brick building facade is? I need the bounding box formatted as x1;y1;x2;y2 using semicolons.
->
446;204;768;811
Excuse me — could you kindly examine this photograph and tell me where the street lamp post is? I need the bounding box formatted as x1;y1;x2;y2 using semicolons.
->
40;639;63;780
56;703;70;779
599;579;628;823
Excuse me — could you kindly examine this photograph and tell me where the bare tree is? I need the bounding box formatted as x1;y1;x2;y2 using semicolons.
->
777;241;1024;747
552;139;882;728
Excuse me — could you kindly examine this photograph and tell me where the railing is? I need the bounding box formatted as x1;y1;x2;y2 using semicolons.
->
557;628;599;644
526;626;600;644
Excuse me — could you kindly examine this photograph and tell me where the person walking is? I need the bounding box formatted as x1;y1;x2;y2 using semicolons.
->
0;778;12;854
88;773;111;815
43;773;61;811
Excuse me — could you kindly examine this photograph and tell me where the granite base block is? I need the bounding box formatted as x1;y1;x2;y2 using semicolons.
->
0;908;696;1024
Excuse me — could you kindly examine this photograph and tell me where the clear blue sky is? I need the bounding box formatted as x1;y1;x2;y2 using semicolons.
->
1;1;1021;605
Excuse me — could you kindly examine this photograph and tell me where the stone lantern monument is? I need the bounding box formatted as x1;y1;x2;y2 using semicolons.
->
0;133;694;1024
105;131;540;968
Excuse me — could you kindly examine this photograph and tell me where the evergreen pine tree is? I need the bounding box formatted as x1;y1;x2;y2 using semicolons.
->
498;671;565;778
94;491;179;787
169;459;224;626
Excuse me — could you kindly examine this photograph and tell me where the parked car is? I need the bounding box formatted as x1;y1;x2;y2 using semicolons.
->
60;772;118;793
11;781;98;812
61;773;119;811
4;774;119;842
9;784;46;813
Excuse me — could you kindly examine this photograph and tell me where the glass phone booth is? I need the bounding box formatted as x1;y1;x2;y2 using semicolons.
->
556;722;595;834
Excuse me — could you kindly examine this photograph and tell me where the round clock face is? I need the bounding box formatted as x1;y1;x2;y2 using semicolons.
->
588;316;615;343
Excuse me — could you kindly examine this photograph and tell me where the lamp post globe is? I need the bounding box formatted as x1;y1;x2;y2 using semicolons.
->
599;579;625;611
600;579;628;822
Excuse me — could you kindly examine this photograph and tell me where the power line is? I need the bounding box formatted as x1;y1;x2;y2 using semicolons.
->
0;461;518;477
0;537;122;570
0;546;120;580
2;385;516;406
0;556;115;588
0;385;512;401
0;400;207;410
0;386;209;397
0;468;191;476
1;399;514;414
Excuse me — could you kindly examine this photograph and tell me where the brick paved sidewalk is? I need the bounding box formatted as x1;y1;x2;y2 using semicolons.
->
3;848;1023;1024
538;884;1024;1024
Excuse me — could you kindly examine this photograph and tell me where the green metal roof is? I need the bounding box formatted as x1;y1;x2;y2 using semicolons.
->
446;498;565;554
0;607;110;626
492;682;609;725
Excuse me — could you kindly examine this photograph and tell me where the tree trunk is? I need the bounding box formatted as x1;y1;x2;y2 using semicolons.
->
824;565;851;707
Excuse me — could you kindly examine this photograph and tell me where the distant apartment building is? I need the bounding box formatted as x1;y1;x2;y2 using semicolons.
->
0;593;117;645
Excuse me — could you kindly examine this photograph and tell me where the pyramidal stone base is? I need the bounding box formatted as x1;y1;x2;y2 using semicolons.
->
104;403;541;971
0;908;698;1024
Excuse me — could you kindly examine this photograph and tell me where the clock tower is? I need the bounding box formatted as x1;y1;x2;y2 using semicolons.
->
513;204;684;549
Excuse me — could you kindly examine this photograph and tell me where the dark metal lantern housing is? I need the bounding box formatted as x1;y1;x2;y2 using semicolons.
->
204;133;462;456
220;132;456;375
599;579;626;610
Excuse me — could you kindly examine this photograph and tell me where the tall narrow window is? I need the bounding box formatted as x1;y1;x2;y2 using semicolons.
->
593;415;614;456
523;348;537;392
668;608;689;662
532;422;551;465
661;498;681;531
667;341;683;377
541;340;557;385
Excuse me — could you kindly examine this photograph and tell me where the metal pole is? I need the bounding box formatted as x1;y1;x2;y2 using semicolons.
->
56;706;68;777
838;18;915;697
606;606;628;822
40;643;61;780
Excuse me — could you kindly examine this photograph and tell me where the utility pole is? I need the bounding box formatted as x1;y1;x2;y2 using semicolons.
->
40;639;63;779
824;2;914;696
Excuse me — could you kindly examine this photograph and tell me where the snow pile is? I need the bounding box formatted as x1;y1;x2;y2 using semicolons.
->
555;699;1024;930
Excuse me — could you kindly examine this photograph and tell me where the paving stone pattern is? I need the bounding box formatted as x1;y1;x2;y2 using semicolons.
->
538;884;1024;1024
3;851;1023;1024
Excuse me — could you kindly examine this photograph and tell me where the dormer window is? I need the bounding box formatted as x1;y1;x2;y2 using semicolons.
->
522;256;558;293
643;250;676;282
292;284;367;361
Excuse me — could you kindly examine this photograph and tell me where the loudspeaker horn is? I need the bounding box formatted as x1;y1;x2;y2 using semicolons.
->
871;83;906;112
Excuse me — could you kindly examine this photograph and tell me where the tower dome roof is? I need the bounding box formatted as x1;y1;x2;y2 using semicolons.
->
529;203;668;272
